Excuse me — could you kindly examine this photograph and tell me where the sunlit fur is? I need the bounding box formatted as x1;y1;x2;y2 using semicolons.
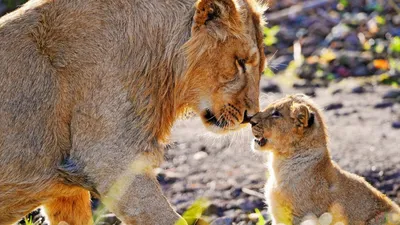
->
0;0;265;224
251;94;400;225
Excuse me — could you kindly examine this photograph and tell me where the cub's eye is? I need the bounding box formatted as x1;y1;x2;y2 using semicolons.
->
237;58;246;73
271;110;281;118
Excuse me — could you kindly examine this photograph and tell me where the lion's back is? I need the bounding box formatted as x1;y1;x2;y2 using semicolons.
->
0;5;59;181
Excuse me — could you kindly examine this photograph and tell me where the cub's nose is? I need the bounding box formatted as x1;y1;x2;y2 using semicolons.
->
249;113;260;126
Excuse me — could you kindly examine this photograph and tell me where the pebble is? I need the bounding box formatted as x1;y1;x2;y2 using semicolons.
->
336;66;351;77
392;121;400;129
352;65;370;76
374;101;393;109
210;217;234;225
344;33;361;50
204;203;225;217
262;81;281;93
325;103;344;111
193;151;208;160
351;86;366;94
304;88;317;97
392;15;400;26
331;89;342;95
383;89;400;99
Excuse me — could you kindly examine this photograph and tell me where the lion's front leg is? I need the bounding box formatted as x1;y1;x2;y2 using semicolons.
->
86;154;186;225
101;172;185;225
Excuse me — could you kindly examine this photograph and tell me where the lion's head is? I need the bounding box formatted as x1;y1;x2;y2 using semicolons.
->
181;0;266;133
250;94;328;154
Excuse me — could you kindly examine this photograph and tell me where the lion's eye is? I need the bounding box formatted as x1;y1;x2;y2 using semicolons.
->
271;110;281;118
237;58;246;73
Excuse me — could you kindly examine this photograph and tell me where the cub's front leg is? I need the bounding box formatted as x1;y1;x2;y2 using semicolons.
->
266;188;294;225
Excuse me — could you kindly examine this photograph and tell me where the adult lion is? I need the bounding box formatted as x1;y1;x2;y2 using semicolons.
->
0;0;265;224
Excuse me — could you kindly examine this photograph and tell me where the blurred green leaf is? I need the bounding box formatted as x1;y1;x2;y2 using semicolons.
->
175;198;210;225
390;36;400;53
339;0;349;8
374;43;385;54
375;15;386;25
24;215;34;225
255;208;266;225
326;73;336;81
263;26;280;46
263;67;275;77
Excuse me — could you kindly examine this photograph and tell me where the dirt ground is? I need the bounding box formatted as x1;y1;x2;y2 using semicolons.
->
159;77;400;224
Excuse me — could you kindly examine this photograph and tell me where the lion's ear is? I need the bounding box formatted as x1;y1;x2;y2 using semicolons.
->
290;103;314;134
193;0;242;37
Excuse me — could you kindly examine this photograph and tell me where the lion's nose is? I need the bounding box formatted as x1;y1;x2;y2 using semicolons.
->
241;110;253;124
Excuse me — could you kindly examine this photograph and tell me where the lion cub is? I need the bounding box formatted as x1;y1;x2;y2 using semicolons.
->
250;94;400;225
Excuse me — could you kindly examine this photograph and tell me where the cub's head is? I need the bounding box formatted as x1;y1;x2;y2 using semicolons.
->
183;0;266;133
250;94;327;154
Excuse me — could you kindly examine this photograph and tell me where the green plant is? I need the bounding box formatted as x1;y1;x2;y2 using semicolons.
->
23;215;34;225
263;25;280;46
255;208;266;225
390;36;400;54
375;15;386;25
263;67;275;77
339;0;349;8
175;198;210;225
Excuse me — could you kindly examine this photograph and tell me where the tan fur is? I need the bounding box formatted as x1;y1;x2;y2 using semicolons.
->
250;94;400;225
0;0;265;224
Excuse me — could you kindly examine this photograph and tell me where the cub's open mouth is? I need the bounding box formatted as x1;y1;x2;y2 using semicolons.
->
254;137;267;147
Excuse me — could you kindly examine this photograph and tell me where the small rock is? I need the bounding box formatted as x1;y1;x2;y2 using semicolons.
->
344;33;361;50
304;88;316;97
351;86;366;94
210;217;234;225
298;64;317;80
374;101;393;109
327;23;351;41
332;89;342;95
204;203;225;217
367;18;379;34
237;199;256;212
392;15;400;26
193;151;208;160
383;90;400;99
354;12;368;23
352;65;370;76
248;212;260;221
231;187;243;198
309;21;332;37
99;213;121;224
336;66;351;77
392;121;400;129
262;81;281;93
277;25;297;44
293;80;314;89
325;103;344;111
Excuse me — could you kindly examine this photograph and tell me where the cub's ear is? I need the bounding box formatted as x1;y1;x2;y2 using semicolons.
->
193;0;242;37
290;103;314;134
